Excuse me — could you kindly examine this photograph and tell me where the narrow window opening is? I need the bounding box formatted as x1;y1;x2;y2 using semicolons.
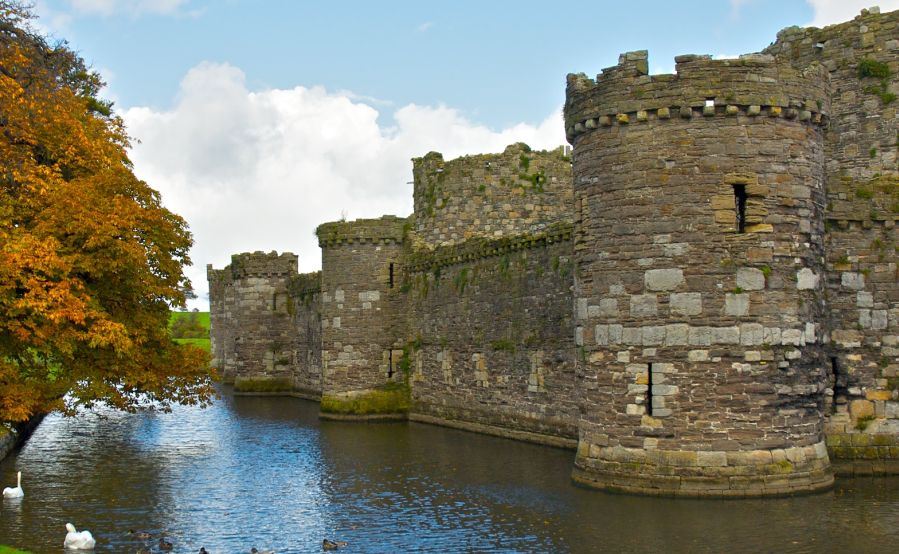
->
646;363;653;417
388;350;394;378
831;356;846;412
733;184;747;233
705;98;715;107
389;262;395;289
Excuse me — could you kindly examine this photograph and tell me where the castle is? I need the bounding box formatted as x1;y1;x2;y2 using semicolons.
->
208;8;899;497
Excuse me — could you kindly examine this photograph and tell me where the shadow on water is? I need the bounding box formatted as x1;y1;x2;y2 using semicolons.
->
1;387;898;553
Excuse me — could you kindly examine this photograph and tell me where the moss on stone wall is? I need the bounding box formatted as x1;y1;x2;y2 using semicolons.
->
320;383;410;415
234;377;295;393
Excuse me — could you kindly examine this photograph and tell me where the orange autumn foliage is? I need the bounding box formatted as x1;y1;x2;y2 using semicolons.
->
0;2;214;422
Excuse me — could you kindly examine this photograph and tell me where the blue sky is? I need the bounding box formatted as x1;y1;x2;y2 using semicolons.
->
32;0;897;307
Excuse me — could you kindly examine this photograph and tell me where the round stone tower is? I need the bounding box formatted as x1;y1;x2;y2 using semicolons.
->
565;51;833;496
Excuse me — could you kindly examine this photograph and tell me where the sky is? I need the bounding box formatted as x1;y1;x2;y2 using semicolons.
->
30;0;899;309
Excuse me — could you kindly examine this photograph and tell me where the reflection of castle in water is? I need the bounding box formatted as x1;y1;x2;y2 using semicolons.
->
209;7;899;497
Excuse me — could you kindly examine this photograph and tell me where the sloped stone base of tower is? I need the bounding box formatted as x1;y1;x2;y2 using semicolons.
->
571;442;833;497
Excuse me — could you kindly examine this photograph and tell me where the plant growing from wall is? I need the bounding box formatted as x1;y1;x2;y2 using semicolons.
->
857;58;896;105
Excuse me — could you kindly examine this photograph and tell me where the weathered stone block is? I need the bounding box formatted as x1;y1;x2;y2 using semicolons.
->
736;268;765;291
725;293;749;316
645;269;685;291
712;326;740;345
671;292;702;316
841;272;865;290
630;294;659;317
795;268;818;290
664;324;689;346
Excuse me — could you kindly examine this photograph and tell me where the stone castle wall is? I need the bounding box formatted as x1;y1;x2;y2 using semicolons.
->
762;7;899;472
412;144;572;248
406;225;578;446
206;8;899;496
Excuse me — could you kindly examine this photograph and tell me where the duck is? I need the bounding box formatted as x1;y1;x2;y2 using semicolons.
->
2;471;23;498
322;539;347;551
159;537;173;551
128;529;151;540
63;523;96;550
251;548;275;554
199;548;210;554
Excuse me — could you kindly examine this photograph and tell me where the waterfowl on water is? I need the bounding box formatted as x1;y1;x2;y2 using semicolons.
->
2;471;23;498
199;548;210;554
251;548;275;554
322;539;347;551
128;529;151;540
159;537;173;551
63;523;96;550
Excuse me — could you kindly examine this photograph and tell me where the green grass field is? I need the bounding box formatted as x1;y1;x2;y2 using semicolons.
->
169;311;211;353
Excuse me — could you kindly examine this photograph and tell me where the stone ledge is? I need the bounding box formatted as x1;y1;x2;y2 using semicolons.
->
410;412;578;450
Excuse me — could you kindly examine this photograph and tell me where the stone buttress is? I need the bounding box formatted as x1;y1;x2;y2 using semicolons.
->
565;50;834;495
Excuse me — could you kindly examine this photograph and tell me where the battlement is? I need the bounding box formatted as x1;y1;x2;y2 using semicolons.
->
226;251;299;279
411;143;572;249
289;271;322;296
316;216;407;247
565;50;831;143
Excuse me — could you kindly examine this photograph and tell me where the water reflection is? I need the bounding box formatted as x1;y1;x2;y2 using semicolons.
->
1;388;898;553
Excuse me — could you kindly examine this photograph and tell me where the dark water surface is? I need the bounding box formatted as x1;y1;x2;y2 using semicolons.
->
2;389;898;553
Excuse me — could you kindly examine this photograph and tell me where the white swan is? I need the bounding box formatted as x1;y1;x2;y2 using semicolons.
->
2;471;23;498
64;523;96;550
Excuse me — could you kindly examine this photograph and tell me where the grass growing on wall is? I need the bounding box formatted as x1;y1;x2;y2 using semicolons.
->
234;377;295;393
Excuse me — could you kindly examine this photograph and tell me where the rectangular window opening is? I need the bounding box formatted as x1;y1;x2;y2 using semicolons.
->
646;363;653;417
389;262;395;289
705;98;715;107
733;184;747;233
388;350;394;378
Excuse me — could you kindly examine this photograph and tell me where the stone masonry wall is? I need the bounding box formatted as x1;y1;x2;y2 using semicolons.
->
405;227;578;447
763;7;899;472
316;217;407;403
206;252;322;397
565;51;833;496
412;143;572;249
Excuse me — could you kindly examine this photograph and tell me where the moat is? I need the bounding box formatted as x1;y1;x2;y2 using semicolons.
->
0;390;897;553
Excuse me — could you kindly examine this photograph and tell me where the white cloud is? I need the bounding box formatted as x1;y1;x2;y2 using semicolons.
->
806;0;899;27
122;63;565;309
417;21;433;32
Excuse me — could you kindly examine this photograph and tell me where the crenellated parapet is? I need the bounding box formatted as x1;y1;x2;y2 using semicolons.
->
565;51;831;144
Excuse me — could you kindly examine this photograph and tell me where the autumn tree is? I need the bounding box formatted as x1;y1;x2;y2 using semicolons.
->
0;1;214;422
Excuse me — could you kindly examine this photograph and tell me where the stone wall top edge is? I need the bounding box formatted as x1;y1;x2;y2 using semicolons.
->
411;143;569;169
316;215;410;246
405;221;573;272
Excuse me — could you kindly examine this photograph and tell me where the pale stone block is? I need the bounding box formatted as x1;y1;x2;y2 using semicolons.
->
653;362;676;373
626;403;645;415
643;326;665;346
609;284;626;295
785;349;801;360
725;293;749;316
335;289;345;302
653;384;679;396
697;451;728;467
763;327;782;346
745;351;761;361
642;348;657;357
689;326;712;346
617;351;631;363
713;326;741;345
626;363;649;373
594;325;609;346
671;292;702;316
859;309;872;329
653;408;673;417
598;298;619;317
782;329;802;346
873;310;888;330
688;350;709;362
736;268;765;291
651;396;666;409
575;326;584;346
645;268;685;291
609;325;623;344
623;327;643;345
663;243;690;257
841;272;865;290
332;317;341;329
628;384;648;394
740;323;764;346
796;268;819;290
665;324;689;346
630;294;658;317
577;298;588;320
804;322;817;343
857;292;874;308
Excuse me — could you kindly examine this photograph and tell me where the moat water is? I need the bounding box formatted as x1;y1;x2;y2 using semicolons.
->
1;389;898;554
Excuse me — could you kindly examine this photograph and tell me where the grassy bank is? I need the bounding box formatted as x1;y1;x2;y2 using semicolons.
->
169;310;211;353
